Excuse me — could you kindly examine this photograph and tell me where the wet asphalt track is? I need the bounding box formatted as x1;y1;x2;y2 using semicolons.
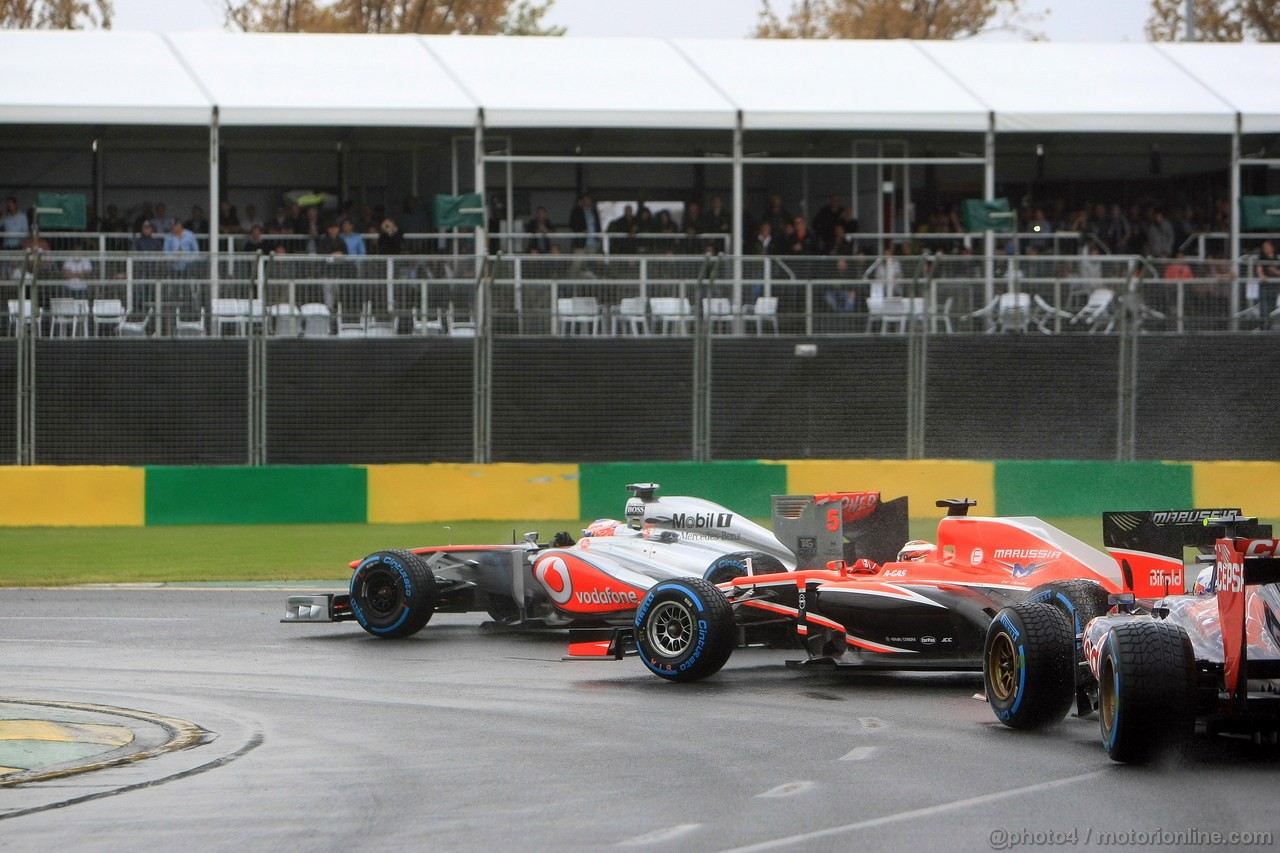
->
1;586;1277;852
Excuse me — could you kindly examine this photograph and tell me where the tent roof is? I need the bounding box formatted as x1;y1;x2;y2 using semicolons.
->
422;36;736;128
0;31;211;125
0;31;1275;134
167;33;476;127
674;39;990;132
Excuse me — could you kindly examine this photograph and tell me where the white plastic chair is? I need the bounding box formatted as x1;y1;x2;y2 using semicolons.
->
868;296;909;334
446;303;476;337
1071;288;1116;333
612;297;648;335
7;298;37;336
174;308;206;337
212;298;252;336
556;296;602;335
91;298;126;336
48;297;89;337
650;297;694;335
413;307;445;336
117;310;153;337
300;303;331;337
269;303;301;337
742;296;778;334
702;297;735;334
336;302;368;337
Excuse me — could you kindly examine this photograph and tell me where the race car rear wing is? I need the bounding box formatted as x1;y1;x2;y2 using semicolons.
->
1212;522;1280;711
1101;509;1272;597
770;492;908;569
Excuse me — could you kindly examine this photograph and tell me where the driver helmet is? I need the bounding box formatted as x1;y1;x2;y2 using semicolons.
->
1192;565;1215;596
896;539;935;562
582;518;622;538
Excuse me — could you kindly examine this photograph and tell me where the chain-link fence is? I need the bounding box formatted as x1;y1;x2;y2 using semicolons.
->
3;248;1278;466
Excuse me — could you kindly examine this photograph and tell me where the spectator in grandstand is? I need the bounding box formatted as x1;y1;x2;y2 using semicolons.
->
698;195;730;239
654;209;679;254
813;194;845;253
527;205;557;254
150;202;175;235
300;205;324;253
239;203;263;233
2;196;29;249
61;243;92;295
164;220;199;255
240;224;270;254
186;205;210;251
376;217;403;255
133;220;163;251
681;200;703;252
339;218;366;256
1163;250;1194;282
314;220;347;256
1145;209;1175;258
871;243;904;299
1103;204;1133;254
1027;207;1054;252
751;221;775;255
762;193;793;238
218;200;241;235
634;206;656;254
400;196;427;234
784;216;819;256
131;201;155;234
97;204;128;234
568;192;602;253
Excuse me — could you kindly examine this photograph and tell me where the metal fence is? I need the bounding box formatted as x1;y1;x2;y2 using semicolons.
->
4;247;1278;466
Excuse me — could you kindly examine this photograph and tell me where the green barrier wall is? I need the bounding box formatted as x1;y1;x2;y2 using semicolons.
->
994;461;1193;516
579;462;787;520
145;466;368;526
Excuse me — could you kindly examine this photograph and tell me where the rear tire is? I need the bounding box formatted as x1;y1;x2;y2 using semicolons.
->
635;577;736;682
1026;579;1112;690
1097;620;1195;763
704;551;787;585
984;602;1076;729
349;549;437;639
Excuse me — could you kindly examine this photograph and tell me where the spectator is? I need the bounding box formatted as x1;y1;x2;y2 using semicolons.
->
634;206;656;254
568;192;602;253
163;220;199;261
751;221;775;255
527;206;557;254
1256;239;1279;314
1163;251;1193;282
1104;204;1132;254
61;243;92;295
376;217;403;255
339;218;366;256
240;224;269;254
2;196;28;250
134;220;163;251
239;203;263;233
654;209;678;254
98;204;128;234
218;200;241;235
1145;209;1175;258
813;194;845;253
314;220;346;256
784;216;819;255
131;201;155;234
698;195;731;239
762;194;792;239
150;202;175;235
1027;207;1054;252
399;196;427;233
871;244;904;299
185;205;210;251
300;206;323;254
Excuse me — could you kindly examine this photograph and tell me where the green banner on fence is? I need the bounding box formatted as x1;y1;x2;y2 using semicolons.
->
433;193;485;228
36;192;87;230
1240;195;1280;231
960;198;1014;233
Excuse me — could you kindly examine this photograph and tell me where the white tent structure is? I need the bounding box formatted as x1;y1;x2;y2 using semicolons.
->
1;30;1277;262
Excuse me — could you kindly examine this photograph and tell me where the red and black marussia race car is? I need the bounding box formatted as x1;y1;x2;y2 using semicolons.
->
566;497;1192;683
983;512;1280;763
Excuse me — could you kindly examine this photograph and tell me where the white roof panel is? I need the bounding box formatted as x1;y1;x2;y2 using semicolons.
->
422;36;736;128
676;39;990;131
0;31;210;125
920;42;1235;133
166;32;476;126
1155;43;1280;134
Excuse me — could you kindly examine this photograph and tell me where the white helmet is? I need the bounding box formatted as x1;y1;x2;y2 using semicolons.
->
1192;565;1215;596
896;539;934;562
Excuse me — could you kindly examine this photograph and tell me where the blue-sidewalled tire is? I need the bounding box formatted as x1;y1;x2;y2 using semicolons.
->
634;577;736;682
1097;620;1195;764
984;602;1075;729
349;549;437;639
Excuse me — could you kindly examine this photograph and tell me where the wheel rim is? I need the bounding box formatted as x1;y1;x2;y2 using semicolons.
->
987;632;1018;703
362;569;400;616
646;600;695;658
1099;657;1117;734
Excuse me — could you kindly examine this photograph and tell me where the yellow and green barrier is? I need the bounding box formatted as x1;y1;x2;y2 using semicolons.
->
0;460;1275;527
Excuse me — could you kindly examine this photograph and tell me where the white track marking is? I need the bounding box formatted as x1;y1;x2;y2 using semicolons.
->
754;780;815;799
617;824;702;847
839;746;877;761
721;769;1109;852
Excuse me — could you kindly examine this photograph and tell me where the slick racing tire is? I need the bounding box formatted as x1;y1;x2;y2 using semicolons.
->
1026;579;1112;689
1097;620;1195;764
704;551;788;585
984;602;1075;730
635;577;736;682
349;549;438;639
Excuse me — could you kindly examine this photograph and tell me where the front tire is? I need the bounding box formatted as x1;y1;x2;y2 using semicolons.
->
1097;620;1195;763
635;577;736;682
984;602;1076;729
349;549;437;639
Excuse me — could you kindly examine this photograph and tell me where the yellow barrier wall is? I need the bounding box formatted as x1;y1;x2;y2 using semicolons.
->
783;460;996;517
367;463;580;523
0;466;144;527
1191;462;1280;518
